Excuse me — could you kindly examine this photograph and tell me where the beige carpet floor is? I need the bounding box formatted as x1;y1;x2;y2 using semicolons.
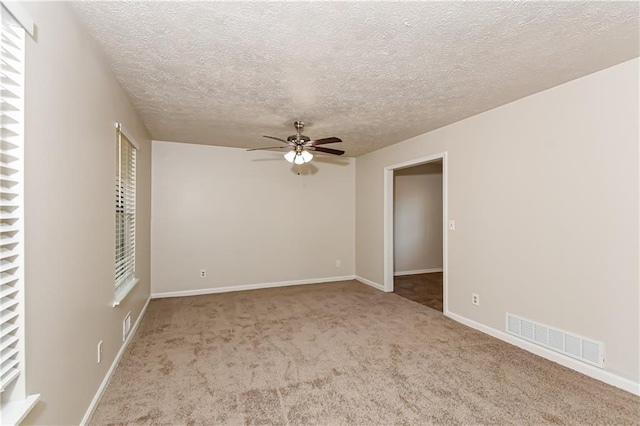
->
90;281;639;425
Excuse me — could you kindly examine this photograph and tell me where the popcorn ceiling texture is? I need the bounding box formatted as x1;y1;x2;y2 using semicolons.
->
71;1;639;157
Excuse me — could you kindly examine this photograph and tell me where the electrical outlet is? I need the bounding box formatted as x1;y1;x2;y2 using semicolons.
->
336;260;341;268
97;340;103;363
448;219;456;231
472;293;480;306
200;269;206;278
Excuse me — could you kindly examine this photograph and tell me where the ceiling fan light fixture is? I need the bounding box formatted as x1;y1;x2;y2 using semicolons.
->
251;121;344;163
284;150;296;163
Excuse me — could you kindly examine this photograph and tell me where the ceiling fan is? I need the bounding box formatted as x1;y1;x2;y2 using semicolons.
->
247;121;344;164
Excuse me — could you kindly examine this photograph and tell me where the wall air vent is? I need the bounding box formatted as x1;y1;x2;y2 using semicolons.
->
505;313;604;368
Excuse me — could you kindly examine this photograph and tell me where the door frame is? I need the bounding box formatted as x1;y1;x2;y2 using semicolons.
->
383;152;449;314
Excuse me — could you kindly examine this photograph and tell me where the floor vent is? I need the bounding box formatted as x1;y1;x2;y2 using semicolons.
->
122;312;132;342
506;313;603;367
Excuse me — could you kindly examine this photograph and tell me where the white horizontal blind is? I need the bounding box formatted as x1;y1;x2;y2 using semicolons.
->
115;129;136;289
0;5;24;394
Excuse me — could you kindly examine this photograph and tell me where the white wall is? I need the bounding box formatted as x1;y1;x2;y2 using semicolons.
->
151;141;355;296
21;3;152;424
394;162;443;274
356;59;639;386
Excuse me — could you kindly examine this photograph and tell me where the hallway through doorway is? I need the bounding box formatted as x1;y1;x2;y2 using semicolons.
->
393;272;443;312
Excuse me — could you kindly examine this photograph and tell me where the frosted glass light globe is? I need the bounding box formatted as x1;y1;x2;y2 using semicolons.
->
284;151;296;163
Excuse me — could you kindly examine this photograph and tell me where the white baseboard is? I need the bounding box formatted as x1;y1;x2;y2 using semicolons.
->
445;311;640;396
394;268;443;276
355;275;386;292
80;297;151;425
151;275;357;299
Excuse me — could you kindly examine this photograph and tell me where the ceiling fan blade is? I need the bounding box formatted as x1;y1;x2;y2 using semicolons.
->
308;137;342;146
309;146;345;156
263;135;293;145
246;146;290;151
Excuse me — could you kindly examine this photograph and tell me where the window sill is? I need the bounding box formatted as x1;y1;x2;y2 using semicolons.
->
2;394;40;425
113;277;139;307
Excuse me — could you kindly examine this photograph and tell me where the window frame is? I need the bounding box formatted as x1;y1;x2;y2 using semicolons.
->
113;124;139;307
0;2;40;424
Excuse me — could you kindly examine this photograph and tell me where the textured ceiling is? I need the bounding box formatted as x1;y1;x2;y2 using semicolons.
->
71;1;639;157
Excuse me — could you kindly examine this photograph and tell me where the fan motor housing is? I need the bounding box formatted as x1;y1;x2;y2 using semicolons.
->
287;134;311;143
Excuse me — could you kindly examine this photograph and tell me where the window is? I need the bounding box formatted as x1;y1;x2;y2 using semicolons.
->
1;2;39;423
114;125;138;305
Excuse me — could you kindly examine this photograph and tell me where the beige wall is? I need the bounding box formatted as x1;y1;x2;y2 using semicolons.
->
394;162;443;273
21;3;151;424
151;141;355;295
356;59;639;384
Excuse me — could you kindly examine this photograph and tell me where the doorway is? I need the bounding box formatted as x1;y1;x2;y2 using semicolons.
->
392;161;443;311
383;153;448;313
